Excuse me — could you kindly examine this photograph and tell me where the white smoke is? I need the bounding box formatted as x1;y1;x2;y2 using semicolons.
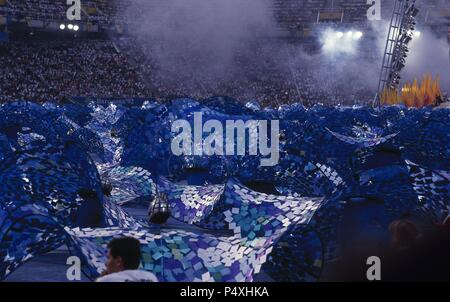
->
403;28;450;91
124;0;276;85
120;1;449;103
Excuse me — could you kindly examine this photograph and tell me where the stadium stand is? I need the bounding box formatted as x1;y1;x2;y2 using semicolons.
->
0;0;447;105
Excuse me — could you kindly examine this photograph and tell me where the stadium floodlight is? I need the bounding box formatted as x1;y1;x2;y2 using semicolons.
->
406;4;419;17
413;31;421;38
73;25;79;31
346;31;353;38
411;6;419;17
60;24;66;30
353;31;363;40
336;31;344;39
68;24;74;30
401;34;412;44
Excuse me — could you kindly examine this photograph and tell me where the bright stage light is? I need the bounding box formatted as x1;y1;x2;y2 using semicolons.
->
68;24;74;30
321;28;361;55
59;24;65;30
323;36;337;52
353;31;363;40
73;25;79;31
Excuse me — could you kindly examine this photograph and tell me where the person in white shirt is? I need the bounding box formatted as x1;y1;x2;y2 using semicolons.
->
96;237;158;282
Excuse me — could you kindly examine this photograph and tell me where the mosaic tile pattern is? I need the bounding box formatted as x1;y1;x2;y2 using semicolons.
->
0;204;65;280
158;176;225;225
103;197;144;228
86;103;126;164
1;100;449;282
220;180;331;281
65;187;325;282
326;128;399;148
348;147;419;219
65;227;272;282
69;127;105;160
406;160;450;222
391;109;450;170
144;173;341;276
0;102;107;280
101;166;157;206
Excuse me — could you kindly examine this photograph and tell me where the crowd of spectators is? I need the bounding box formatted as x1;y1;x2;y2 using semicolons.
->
1;1;445;106
0;37;374;106
116;37;374;107
0;0;370;31
0;40;150;102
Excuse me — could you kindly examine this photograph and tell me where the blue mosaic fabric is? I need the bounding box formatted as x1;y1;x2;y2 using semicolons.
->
158;176;225;225
406;160;450;223
64;187;324;282
86;103;126;164
326;127;399;148
0;99;449;282
65;227;272;282
120;171;341;279
101;166;157;206
0;204;65;279
69;128;105;160
0;102;107;280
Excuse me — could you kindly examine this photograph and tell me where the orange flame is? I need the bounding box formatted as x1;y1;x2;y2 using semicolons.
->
380;74;441;108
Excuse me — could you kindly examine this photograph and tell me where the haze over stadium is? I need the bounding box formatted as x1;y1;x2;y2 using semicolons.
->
0;0;448;106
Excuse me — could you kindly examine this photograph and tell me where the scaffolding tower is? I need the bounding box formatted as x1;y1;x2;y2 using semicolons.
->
374;0;418;107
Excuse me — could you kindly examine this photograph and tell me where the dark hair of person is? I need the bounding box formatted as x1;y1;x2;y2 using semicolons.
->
388;219;419;248
107;237;142;270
